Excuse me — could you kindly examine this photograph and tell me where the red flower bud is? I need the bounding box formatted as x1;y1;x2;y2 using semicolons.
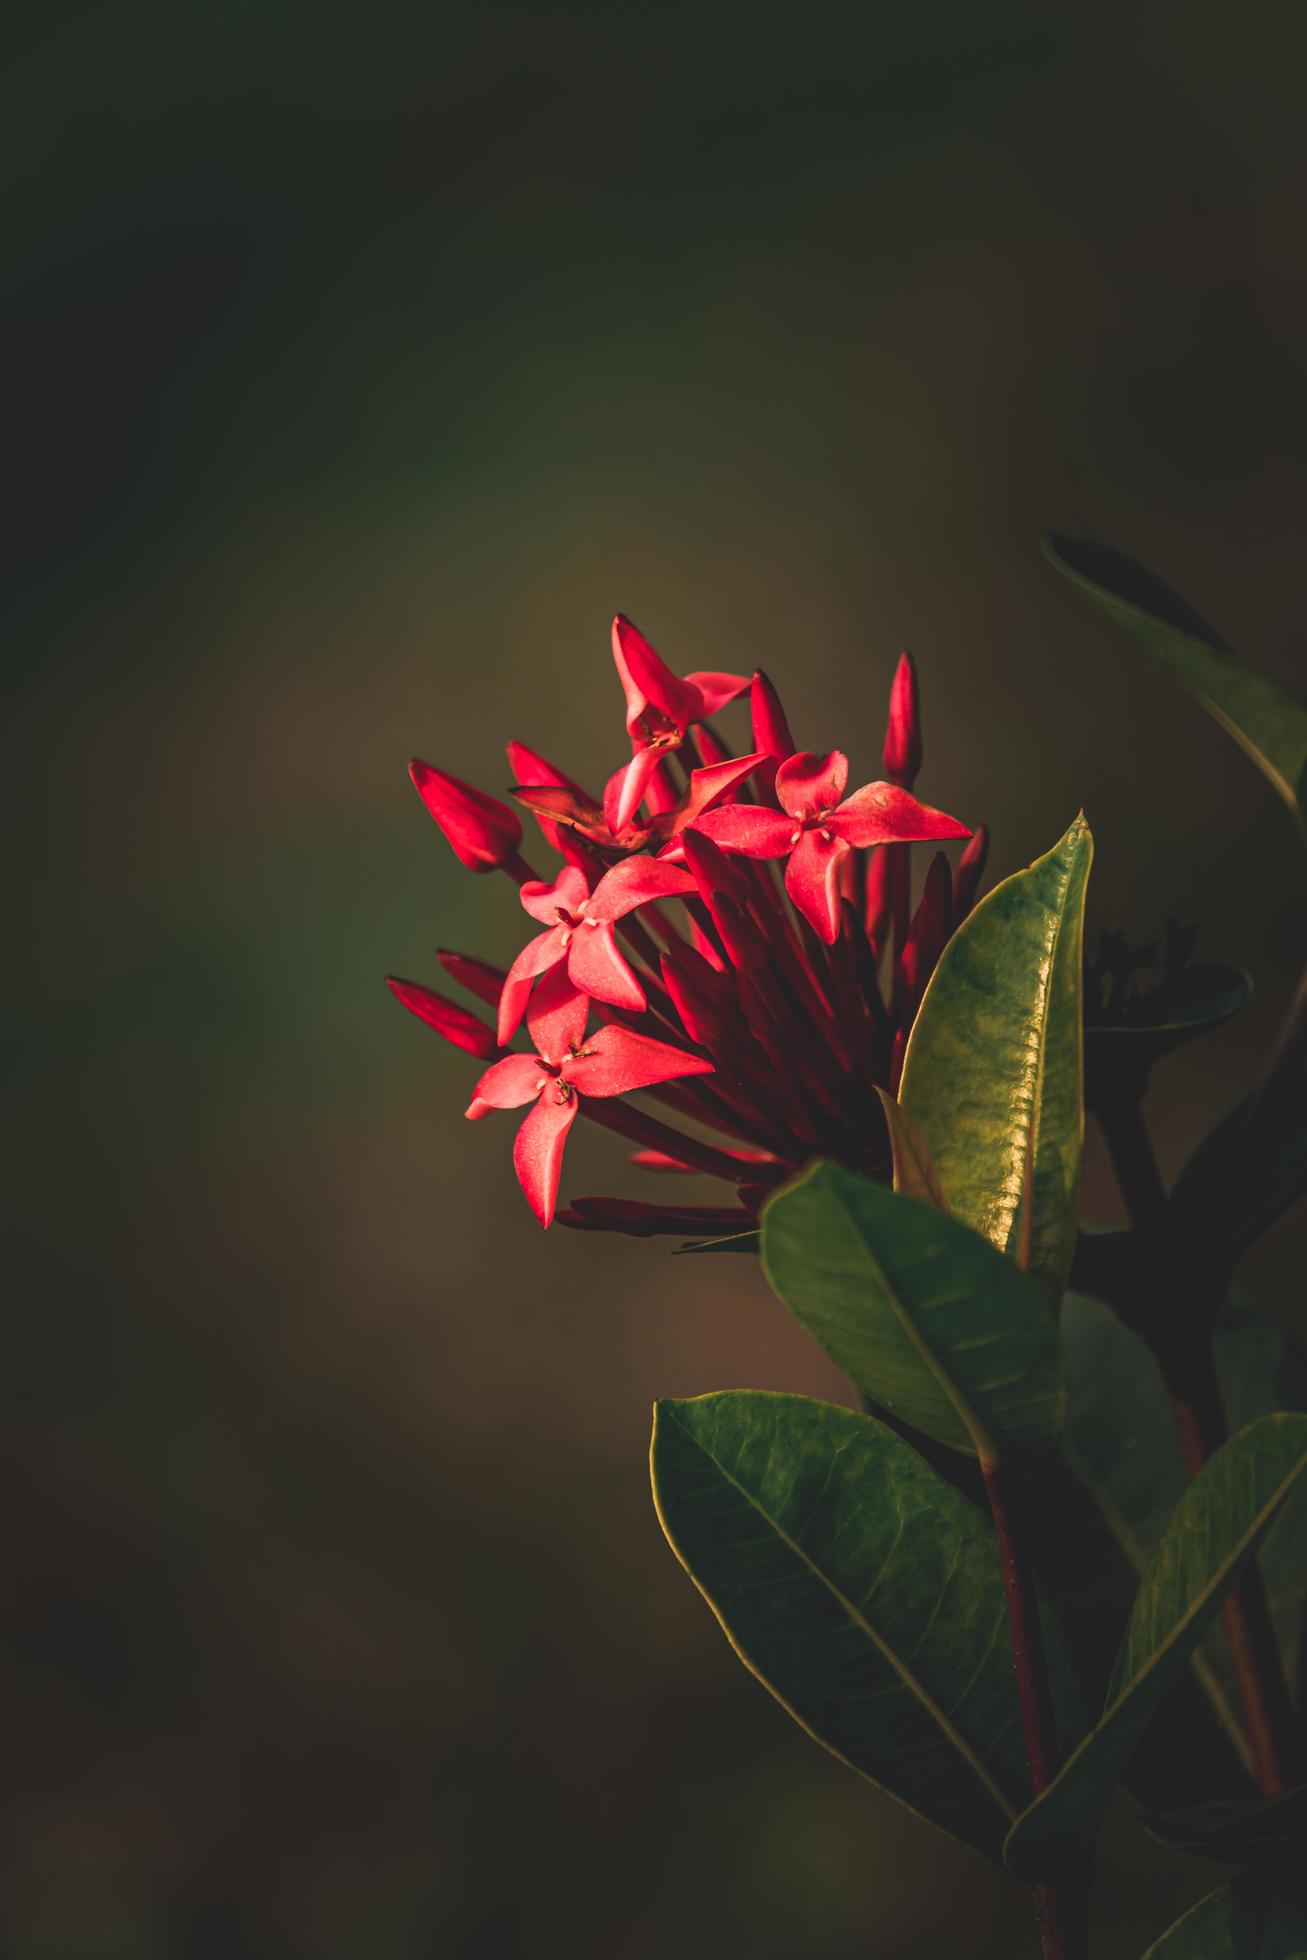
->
435;949;507;1008
661;942;732;1045
883;652;922;788
952;822;989;920
409;759;522;872
386;976;500;1059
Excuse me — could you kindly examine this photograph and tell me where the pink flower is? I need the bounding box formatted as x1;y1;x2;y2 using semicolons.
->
466;968;713;1226
686;749;971;942
497;855;698;1043
610;615;749;830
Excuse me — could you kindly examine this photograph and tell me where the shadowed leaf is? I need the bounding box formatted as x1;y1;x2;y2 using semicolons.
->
1139;1876;1307;1957
1143;1787;1307;1870
651;1391;1086;1863
1005;1414;1307;1879
761;1161;1065;1461
1045;533;1307;835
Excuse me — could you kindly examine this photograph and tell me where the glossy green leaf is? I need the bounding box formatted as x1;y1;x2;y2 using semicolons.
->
760;1161;1065;1460
1139;1877;1307;1958
875;1086;948;1207
651;1391;1087;1862
900;814;1092;1306
1045;532;1307;833
1005;1414;1307;1879
1143;1787;1307;1869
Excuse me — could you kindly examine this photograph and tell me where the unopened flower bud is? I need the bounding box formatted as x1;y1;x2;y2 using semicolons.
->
883;652;922;788
386;976;500;1059
409;759;522;872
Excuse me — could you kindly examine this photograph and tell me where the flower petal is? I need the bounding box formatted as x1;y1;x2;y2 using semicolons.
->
612;746;668;834
657;752;770;838
588;854;697;921
684;669;750;716
512;1087;578;1227
465;1053;546;1112
519;865;590;926
565;1025;714;1098
784;828;848;942
774;750;849;821
498;926;567;1043
750;670;795;783
830;781;971;848
566;921;646;1011
692;804;799;857
612;615;702;737
507;741;594;855
386;977;500;1060
526;962;590;1060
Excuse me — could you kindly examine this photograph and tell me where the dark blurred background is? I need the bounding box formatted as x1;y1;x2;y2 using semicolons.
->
7;3;1307;1953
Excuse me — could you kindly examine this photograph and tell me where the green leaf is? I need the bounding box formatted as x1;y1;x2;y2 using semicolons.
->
1174;977;1307;1265
875;1086;949;1207
1143;1787;1307;1870
1216;1296;1307;1710
673;1230;760;1256
1087;961;1254;1062
650;1390;1087;1862
760;1161;1065;1461
1139;1877;1307;1958
1045;532;1307;833
1029;1294;1307;1807
1005;1414;1307;1880
900;814;1092;1306
1019;1297;1251;1811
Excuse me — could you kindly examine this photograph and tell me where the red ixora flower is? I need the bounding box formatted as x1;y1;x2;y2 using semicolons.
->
497;855;698;1043
610;615;749;831
466;966;713;1227
676;749;970;943
389;616;988;1234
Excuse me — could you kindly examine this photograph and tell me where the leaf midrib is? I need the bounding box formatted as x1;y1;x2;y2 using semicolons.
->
825;1174;996;1461
1013;834;1077;1274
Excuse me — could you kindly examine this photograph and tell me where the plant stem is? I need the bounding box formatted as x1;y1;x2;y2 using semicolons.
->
1095;1091;1293;1796
981;1457;1085;1960
1093;1090;1167;1231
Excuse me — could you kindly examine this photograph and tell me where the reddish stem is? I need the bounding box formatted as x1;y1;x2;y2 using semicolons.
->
981;1457;1084;1960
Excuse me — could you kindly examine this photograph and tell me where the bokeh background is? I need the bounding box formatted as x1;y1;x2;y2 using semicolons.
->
9;3;1307;1953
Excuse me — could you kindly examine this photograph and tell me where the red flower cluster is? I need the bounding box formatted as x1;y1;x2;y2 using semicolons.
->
389;617;986;1234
